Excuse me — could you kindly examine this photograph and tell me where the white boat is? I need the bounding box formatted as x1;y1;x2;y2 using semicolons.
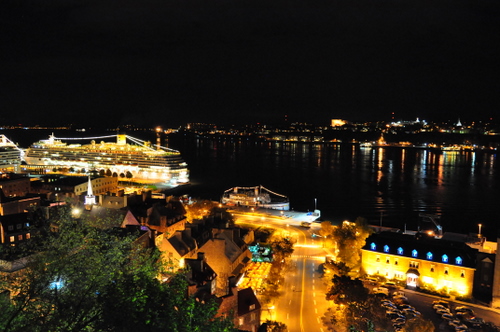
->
221;185;290;210
23;134;189;185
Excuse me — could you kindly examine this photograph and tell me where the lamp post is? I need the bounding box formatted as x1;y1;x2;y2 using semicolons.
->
478;224;482;237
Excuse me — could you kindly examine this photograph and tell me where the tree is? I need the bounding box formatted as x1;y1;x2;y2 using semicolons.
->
185;200;216;222
321;218;372;272
263;320;288;332
326;275;368;305
403;317;435;332
0;208;237;332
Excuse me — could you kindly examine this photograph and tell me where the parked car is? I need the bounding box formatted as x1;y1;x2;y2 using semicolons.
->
392;317;406;325
454;325;468;331
398;304;414;310
436;308;451;315
365;277;378;285
433;304;448;311
384;281;398;289
442;313;455;321
456;311;473;320
386;309;403;316
455;307;475;315
387;312;405;320
373;287;389;296
432;300;450;308
403;308;420;316
393;295;409;303
433;302;450;310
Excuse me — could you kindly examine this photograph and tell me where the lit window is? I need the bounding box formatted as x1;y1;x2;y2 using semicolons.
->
426;252;433;260
9;236;15;242
442;254;448;263
412;249;418;258
384;245;390;253
370;243;376;250
455;256;463;265
397;247;403;255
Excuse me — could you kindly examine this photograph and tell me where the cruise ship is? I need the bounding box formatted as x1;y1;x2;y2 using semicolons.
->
23;134;189;186
0;135;23;173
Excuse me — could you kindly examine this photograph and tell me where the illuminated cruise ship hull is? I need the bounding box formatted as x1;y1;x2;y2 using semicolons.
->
24;134;189;185
0;135;23;173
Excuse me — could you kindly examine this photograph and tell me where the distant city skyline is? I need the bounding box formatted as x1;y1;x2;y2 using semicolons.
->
2;0;499;128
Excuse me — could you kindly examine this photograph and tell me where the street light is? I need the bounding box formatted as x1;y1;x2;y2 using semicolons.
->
478;224;482;237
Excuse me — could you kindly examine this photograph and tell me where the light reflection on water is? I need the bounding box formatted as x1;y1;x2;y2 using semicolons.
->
6;129;496;239
175;138;499;239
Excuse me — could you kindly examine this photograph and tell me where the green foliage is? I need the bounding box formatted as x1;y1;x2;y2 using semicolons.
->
270;236;294;262
263;320;288;332
320;218;372;272
326;275;368;305
403;317;434;332
0;209;237;332
323;260;351;277
185;199;215;222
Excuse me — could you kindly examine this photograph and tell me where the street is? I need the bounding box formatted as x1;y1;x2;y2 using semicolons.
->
235;210;500;331
235;212;333;332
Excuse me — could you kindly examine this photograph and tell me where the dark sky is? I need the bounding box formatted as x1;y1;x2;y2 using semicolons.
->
2;0;500;127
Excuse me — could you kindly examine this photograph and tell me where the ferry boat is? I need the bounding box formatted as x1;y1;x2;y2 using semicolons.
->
221;185;290;210
23;134;189;186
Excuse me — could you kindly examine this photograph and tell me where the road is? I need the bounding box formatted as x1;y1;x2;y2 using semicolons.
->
235;210;500;331
235;211;333;332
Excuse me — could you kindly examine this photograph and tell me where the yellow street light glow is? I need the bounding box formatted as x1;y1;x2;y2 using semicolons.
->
295;244;321;248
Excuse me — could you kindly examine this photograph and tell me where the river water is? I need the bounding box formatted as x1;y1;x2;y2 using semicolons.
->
3;129;499;240
165;135;500;240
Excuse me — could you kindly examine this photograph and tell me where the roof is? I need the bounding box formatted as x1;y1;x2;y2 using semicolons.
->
168;230;197;256
363;231;478;268
237;287;261;316
185;257;217;286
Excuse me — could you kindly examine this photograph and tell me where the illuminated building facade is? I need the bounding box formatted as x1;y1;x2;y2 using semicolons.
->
361;232;477;298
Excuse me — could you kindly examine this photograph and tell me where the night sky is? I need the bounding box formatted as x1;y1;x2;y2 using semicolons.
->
2;0;500;127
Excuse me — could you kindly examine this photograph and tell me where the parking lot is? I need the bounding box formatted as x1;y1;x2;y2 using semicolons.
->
365;279;500;331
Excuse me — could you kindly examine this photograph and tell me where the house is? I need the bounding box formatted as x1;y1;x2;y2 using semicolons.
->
185;252;217;296
0;173;30;197
198;228;252;296
237;287;262;332
156;228;198;270
361;231;479;298
0;190;41;216
0;213;31;245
